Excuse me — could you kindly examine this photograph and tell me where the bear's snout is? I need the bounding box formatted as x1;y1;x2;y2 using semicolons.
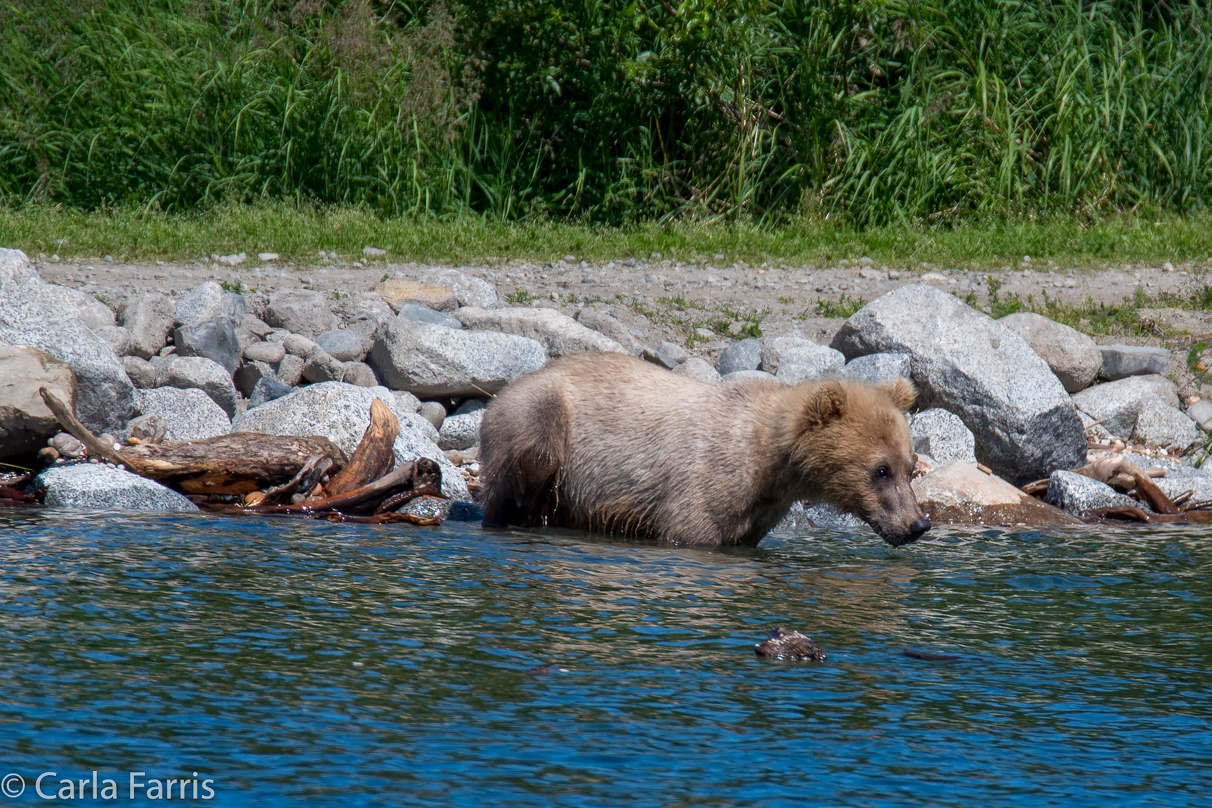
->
881;514;931;547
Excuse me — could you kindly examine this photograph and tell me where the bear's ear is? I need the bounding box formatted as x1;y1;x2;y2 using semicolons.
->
799;380;848;432
885;377;916;412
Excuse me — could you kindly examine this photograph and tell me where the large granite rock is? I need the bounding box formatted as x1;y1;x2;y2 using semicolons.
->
910;409;977;465
36;464;198;512
395;304;463;330
1100;345;1170;380
911;462;1081;526
54;286;115;331
368;318;547;397
832;284;1086;484
999;312;1102;393
95;325;133;357
0;345;76;459
843;352;912;386
134;387;231;442
173;316;241;374
232;382;470;500
375;279;458;313
1133;399;1203;451
454;307;624;357
175;281;247;327
316;329;373;362
438;400;485;450
154;356;238;417
0;249;135;434
119;293;176;358
265;290;338;338
1045;470;1142;515
330;292;395;334
1070;375;1180;439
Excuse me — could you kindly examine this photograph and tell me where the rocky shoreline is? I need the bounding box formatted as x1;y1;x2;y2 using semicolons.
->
4;245;1212;533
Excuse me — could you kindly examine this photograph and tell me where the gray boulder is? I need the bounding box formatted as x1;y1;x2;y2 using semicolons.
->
722;370;777;384
175;281;247;327
438;401;485;450
776;342;845;385
276;354;305;387
37;464;198;512
1187;399;1212;432
672;357;721;384
155;356;238;417
122;356;156;389
1155;466;1212;505
316;329;373;362
575;308;643;355
301;349;345;383
1133;399;1203;451
1100;345;1170;381
1071;375;1180;439
341;361;378;387
419;267;500;309
759;335;812;374
135;387;231;442
274;332;319;359
119;293;176;359
0;345;76;460
54;286;116;331
418;400;446;429
264;290;337;338
174;316;241;374
248;376;294;409
0;249;134;433
395;304;463;330
831;284;1086;484
454;307;624;357
232;382;469;500
999;312;1101;393
233;361;275;397
331;292;394;333
716;338;763;375
844;352;912;385
1045;470;1142;515
910;409;977;465
368;318;547;397
243;341;286;364
95;325;133;357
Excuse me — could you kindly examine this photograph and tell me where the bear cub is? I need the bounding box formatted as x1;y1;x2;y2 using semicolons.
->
479;352;929;547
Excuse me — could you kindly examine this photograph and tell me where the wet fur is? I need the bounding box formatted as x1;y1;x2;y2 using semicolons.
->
479;353;927;547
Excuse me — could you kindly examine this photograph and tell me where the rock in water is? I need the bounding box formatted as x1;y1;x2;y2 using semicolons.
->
911;462;1081;526
368;318;547;397
999;312;1102;393
36;464;199;512
0;248;135;434
1045;470;1142;515
832;284;1085;484
0;346;77;460
754;627;826;662
231;381;470;501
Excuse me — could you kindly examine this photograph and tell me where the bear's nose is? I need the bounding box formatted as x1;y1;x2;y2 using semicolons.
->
907;516;931;540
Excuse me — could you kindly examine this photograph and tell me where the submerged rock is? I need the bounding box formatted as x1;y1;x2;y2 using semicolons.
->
754;627;826;662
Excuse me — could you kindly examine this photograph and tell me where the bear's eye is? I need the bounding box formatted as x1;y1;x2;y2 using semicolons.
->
876;465;891;479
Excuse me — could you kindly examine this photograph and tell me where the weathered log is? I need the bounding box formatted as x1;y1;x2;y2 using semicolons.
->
247;457;441;515
122;433;347;495
325;399;399;497
250;455;334;507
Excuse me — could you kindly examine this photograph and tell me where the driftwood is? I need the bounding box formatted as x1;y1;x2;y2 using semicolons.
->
39;388;132;469
121;433;347;495
246;458;441;515
326;399;399;497
248;455;335;508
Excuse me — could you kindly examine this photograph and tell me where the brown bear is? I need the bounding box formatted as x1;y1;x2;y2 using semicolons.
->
479;352;930;547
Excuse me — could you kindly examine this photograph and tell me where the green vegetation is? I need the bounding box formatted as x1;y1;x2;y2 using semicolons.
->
814;293;868;319
4;0;1212;226
6;203;1212;267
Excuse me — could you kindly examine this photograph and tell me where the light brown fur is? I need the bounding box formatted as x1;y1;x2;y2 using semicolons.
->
479;353;929;547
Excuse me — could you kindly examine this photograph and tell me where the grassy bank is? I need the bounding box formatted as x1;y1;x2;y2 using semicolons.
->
4;204;1212;269
4;1;1212;224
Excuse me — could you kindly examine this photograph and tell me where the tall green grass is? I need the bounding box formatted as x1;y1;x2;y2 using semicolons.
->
2;1;1211;225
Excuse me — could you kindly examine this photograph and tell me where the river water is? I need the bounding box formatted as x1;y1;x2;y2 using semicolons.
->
0;511;1208;807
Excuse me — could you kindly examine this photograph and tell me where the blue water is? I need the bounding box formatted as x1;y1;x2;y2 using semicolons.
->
0;510;1209;807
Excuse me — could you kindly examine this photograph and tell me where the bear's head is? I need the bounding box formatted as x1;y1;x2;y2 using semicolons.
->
789;376;930;546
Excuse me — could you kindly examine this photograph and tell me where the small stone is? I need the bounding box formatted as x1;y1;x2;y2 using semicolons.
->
438;404;484;450
173;316;241;374
243;341;286;364
362;246;387;257
1187;399;1212;432
276;354;305;387
38;446;60;464
217;252;246;266
316;329;373;362
51;432;86;458
248;377;294;409
122;356;156;389
258;253;280;262
175;281;246;328
716;338;763;375
418;400;447;429
656;341;689;367
775;343;845;385
341;361;378;387
119;293;176;359
154;355;239;417
302;349;345;383
672;357;721;384
562;255;577;263
265;290;338;338
36;463;199;511
127;413;167;444
721;370;778;384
